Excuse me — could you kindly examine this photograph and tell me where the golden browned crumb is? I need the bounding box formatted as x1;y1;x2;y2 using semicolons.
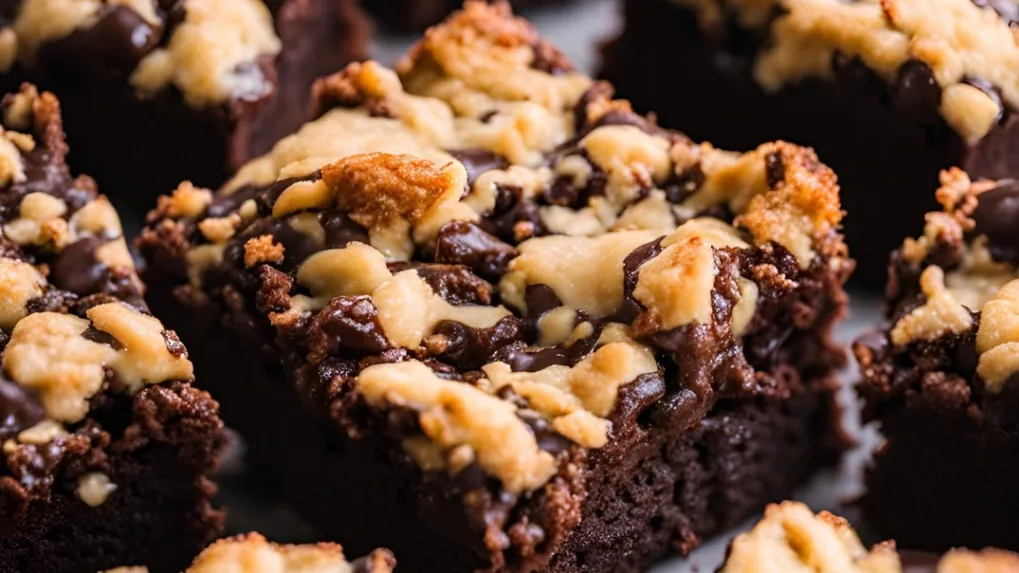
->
244;234;286;268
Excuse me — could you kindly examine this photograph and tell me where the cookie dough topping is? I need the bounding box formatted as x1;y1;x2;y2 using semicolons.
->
185;533;395;573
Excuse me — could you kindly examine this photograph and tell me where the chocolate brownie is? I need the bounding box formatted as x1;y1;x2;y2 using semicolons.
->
138;3;852;571
0;84;225;573
108;533;396;573
363;0;569;31
718;501;1019;573
602;0;1019;284
854;168;1019;552
0;0;369;213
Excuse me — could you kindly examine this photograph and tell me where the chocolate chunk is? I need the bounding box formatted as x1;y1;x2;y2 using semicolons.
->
972;179;1019;265
388;262;493;306
449;149;508;186
430;316;525;369
516;408;572;453
434;221;518;280
0;376;46;441
611;238;664;324
49;237;111;296
39;5;162;75
306;296;390;364
321;211;370;249
892;59;943;126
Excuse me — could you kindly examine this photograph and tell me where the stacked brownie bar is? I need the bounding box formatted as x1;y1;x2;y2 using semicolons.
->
0;85;225;572
718;501;1019;573
854;168;1019;553
138;2;853;571
0;0;369;212
108;533;396;573
603;0;1019;283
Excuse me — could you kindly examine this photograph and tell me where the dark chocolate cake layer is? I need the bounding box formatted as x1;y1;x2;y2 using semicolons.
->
855;169;1019;552
603;0;1019;284
139;3;852;571
717;501;1019;573
0;84;225;573
0;0;369;213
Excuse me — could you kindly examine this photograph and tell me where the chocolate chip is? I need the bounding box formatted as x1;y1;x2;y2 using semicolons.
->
892;59;943;126
972;179;1019;265
0;376;46;441
448;150;508;186
321;211;370;249
306;296;390;364
516;409;573;453
389;262;493;306
82;326;122;349
38;5;162;75
49;237;111;296
434;221;518;280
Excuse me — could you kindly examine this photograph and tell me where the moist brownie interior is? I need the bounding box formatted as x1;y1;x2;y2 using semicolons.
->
718;501;1019;573
602;0;1019;283
0;0;369;212
138;2;853;571
855;168;1019;552
0;84;225;573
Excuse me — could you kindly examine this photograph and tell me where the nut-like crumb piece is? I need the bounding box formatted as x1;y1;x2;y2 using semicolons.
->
186;533;394;573
891;266;974;346
719;501;901;573
244;234;285;268
197;213;241;244
158;181;213;219
16;419;68;445
938;549;1019;573
358;360;557;494
0;257;46;330
976;279;1019;391
76;472;116;507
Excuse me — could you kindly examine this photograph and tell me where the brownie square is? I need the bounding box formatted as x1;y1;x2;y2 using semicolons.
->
138;3;852;571
854;169;1019;552
0;0;369;213
0;84;225;573
363;0;570;31
602;0;1019;284
717;501;1019;573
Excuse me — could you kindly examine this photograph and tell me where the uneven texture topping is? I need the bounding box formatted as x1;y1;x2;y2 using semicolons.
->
720;502;900;573
140;1;849;496
8;0;281;107
183;533;395;573
680;0;1019;141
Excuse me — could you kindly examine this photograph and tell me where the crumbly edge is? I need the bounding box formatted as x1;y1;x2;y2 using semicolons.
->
882;168;1019;393
7;0;281;107
719;501;1019;573
142;1;848;495
672;0;1019;141
0;84;201;502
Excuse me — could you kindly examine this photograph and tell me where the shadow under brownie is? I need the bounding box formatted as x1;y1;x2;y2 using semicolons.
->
0;0;369;213
0;85;225;573
602;0;1019;284
138;3;853;571
855;168;1019;552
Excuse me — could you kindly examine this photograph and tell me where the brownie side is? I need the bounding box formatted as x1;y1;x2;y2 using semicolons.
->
0;85;225;572
139;4;851;571
854;171;1019;551
602;0;1019;285
0;0;367;213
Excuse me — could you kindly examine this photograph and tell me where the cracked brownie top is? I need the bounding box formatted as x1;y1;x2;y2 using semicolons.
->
141;0;850;498
856;167;1019;421
719;501;1019;573
107;533;397;573
1;0;281;107
0;84;218;510
674;0;1019;142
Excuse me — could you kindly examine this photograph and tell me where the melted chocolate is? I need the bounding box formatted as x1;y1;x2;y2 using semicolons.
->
49;236;111;296
448;149;508;186
388;262;493;306
0;377;45;441
39;5;161;76
430;317;525;370
321;211;370;249
306;296;390;364
434;221;518;280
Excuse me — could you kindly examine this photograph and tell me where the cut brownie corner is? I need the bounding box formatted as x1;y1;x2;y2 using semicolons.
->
718;501;1019;573
0;83;225;573
854;167;1019;552
138;2;853;572
106;532;396;573
0;0;369;213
